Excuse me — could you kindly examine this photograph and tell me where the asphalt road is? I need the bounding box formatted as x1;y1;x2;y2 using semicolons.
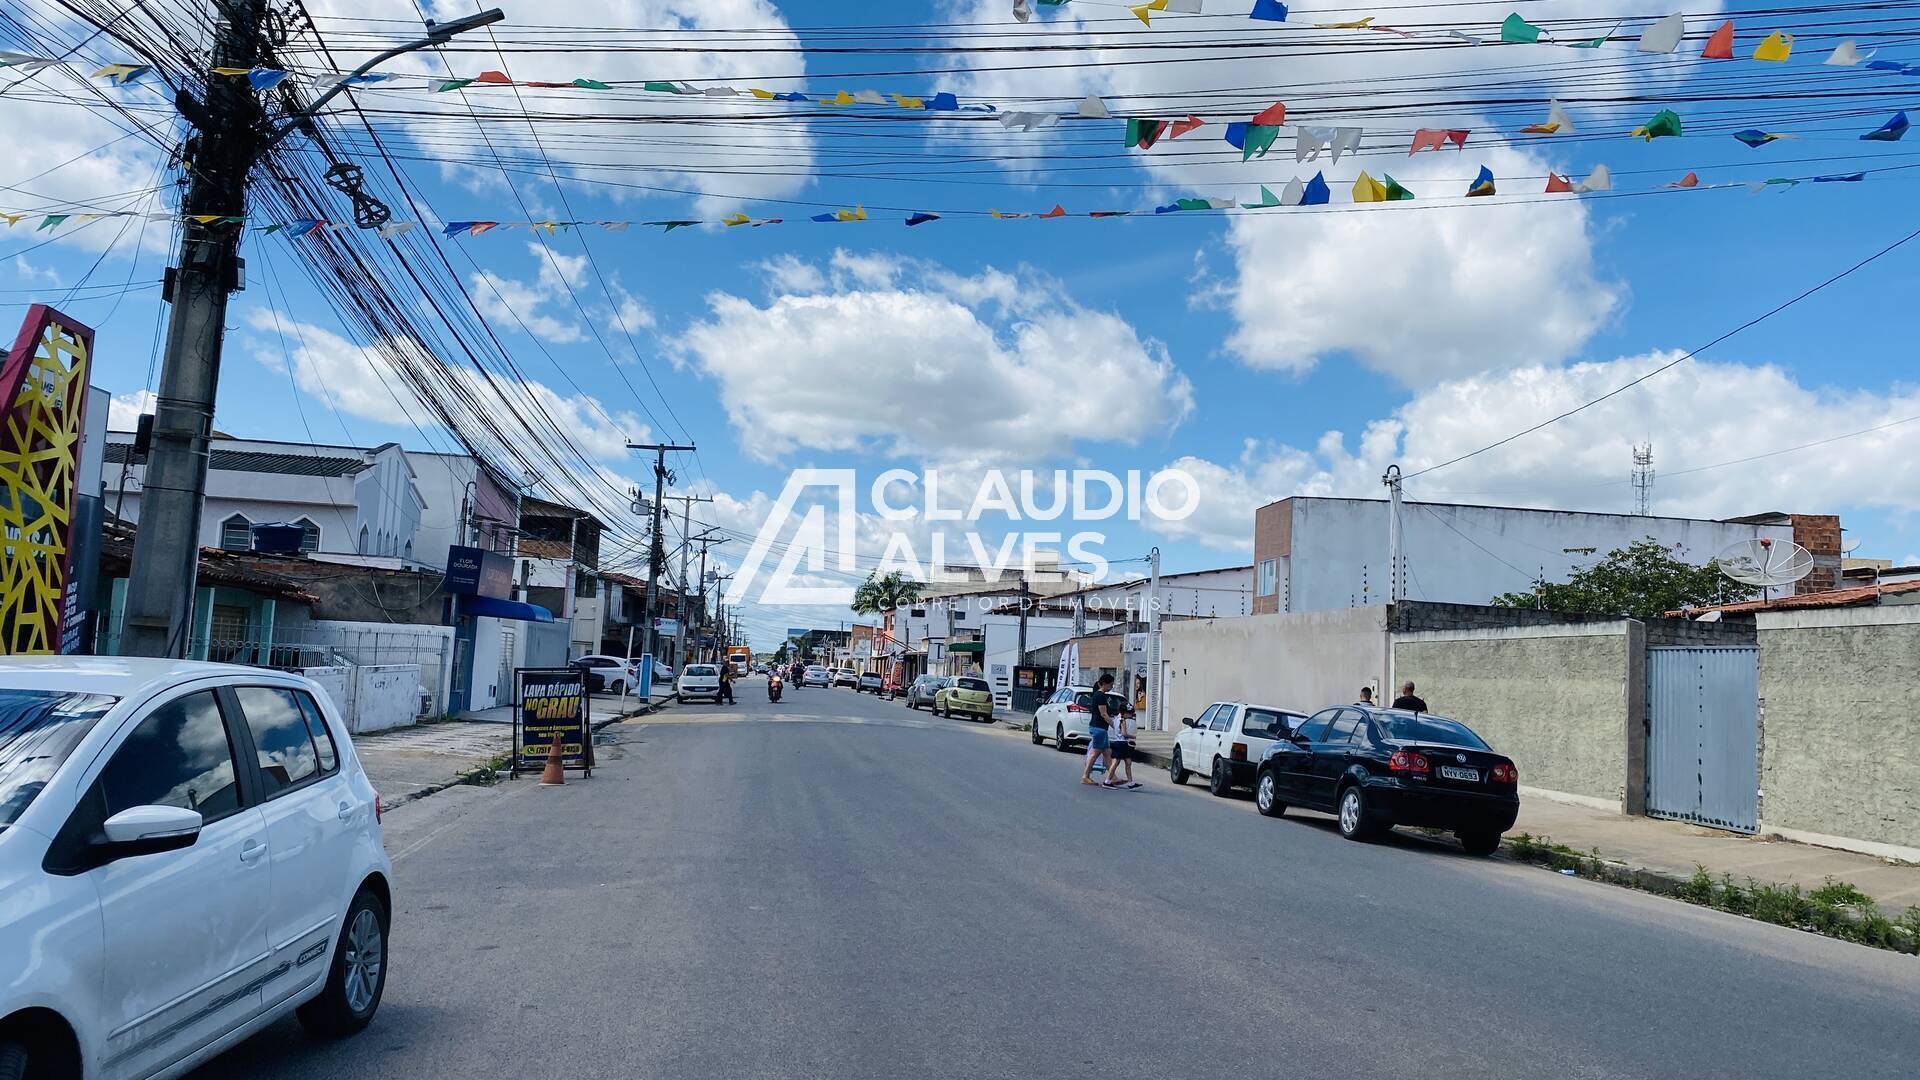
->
194;680;1920;1079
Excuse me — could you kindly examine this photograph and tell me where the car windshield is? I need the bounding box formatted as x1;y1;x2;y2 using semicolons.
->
958;678;990;692
1371;712;1490;749
0;689;120;828
686;665;718;677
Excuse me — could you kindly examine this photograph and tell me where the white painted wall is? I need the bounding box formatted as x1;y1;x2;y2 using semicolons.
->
350;664;424;733
299;666;353;722
1160;607;1392;728
1281;499;1795;612
401;451;478;571
468;616;508;710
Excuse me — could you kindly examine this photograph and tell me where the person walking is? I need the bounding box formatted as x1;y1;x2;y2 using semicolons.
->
1391;681;1427;712
1356;686;1375;706
1079;674;1117;786
1106;695;1144;789
718;662;737;705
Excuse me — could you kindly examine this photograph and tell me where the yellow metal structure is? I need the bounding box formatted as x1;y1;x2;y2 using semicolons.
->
0;305;95;654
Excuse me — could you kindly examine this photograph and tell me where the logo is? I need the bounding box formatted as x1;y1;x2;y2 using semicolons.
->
726;468;1199;607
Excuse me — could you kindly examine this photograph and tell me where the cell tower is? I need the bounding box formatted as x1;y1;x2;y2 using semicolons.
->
1631;442;1654;516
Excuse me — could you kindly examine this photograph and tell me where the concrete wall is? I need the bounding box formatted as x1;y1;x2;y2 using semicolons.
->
350;664;424;733
1392;623;1638;810
1756;606;1920;860
299;666;353;722
1161;607;1390;728
1270;497;1795;614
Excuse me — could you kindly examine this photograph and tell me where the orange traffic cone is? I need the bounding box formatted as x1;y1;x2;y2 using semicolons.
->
539;731;566;786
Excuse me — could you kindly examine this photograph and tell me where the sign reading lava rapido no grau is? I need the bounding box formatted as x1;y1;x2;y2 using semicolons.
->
516;668;590;772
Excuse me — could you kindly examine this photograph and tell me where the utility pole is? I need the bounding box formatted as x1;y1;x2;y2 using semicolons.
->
1146;546;1162;732
689;533;726;660
119;7;504;657
1383;464;1405;606
665;494;713;665
626;441;695;667
1632;442;1655;516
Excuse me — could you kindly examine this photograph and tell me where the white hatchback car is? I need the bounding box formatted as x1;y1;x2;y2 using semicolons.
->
676;663;723;703
0;658;393;1080
1171;701;1308;796
1031;685;1127;752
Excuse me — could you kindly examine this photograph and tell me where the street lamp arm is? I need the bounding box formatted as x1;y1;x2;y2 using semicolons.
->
261;8;505;151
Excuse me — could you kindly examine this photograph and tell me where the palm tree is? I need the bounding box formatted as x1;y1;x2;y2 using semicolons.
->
852;570;923;618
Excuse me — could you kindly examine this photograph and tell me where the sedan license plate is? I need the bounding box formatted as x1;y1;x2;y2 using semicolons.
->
1438;765;1480;782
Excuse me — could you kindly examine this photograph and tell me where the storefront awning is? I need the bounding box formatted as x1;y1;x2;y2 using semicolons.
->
459;594;555;623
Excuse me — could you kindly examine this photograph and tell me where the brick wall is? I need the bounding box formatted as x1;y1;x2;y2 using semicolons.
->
1251;499;1291;614
1790;513;1843;593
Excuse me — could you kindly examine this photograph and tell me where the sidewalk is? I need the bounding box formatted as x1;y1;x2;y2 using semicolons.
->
359;693;664;809
1021;713;1920;916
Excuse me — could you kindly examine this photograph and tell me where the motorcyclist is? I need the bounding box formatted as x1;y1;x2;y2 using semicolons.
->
768;670;783;702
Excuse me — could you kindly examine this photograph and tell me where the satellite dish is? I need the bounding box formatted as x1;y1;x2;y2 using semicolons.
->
1717;537;1814;587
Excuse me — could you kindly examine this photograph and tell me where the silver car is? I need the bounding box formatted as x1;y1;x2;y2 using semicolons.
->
904;675;947;710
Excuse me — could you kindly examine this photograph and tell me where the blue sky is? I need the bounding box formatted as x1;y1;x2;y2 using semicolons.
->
7;0;1920;645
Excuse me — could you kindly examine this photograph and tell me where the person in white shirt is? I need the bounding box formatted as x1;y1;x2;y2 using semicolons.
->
1105;695;1143;790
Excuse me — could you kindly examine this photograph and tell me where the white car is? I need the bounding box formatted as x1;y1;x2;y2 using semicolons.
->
832;668;859;688
802;665;832;687
1031;685;1127;752
1171;701;1308;796
675;663;723;703
0;658;393;1080
572;654;634;694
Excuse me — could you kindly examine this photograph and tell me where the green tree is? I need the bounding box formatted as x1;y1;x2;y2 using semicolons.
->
772;642;789;664
1490;537;1756;619
852;570;924;617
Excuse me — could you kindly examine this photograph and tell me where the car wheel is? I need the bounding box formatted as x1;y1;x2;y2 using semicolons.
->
1208;757;1232;797
1256;770;1287;818
1031;721;1043;745
297;887;388;1037
1169;748;1189;785
1337;785;1379;842
1054;723;1071;752
1458;830;1502;857
0;1040;28;1080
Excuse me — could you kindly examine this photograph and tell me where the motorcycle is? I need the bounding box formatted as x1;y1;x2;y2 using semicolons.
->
768;675;783;703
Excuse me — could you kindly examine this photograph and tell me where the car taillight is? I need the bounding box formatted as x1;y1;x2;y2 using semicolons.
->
1388;750;1430;775
1491;762;1518;785
1067;703;1088;713
1230;742;1248;761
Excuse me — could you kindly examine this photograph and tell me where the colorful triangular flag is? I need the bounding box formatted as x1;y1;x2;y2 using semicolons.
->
1753;31;1792;62
1637;14;1684;54
1500;14;1544;44
1465;166;1495;197
1862;112;1909;141
1702;20;1734;59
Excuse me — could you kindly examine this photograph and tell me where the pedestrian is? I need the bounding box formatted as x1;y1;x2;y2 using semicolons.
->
719;662;736;705
1106;695;1143;789
1356;686;1375;706
1079;674;1117;786
1391;680;1427;713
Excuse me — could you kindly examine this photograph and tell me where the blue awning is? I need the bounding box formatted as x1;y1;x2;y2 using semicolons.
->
459;594;554;623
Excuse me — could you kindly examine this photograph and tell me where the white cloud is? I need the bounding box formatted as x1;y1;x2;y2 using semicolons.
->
12;257;60;285
674;253;1194;465
1147;354;1920;551
107;389;156;430
244;309;647;460
941;1;1718;385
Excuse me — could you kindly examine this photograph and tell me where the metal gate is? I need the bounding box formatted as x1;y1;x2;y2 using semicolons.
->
1647;646;1760;833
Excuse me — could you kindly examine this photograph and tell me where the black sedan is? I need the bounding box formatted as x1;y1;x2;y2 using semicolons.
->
1252;705;1518;855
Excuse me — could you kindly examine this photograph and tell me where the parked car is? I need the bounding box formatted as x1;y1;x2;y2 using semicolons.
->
1031;685;1126;751
0;658;394;1080
933;676;995;721
676;663;723;703
904;674;946;709
832;667;859;688
1171;701;1308;796
802;665;833;687
1253;705;1519;854
573;653;635;694
857;671;885;694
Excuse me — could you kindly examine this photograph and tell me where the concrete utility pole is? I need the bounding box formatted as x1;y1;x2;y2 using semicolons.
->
1146;546;1162;732
120;7;504;657
626;441;695;667
1383;464;1405;606
665;494;713;665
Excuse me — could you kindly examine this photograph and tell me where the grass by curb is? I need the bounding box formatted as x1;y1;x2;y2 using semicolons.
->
1506;832;1920;955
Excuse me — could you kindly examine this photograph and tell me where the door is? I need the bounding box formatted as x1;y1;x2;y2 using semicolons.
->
230;685;361;1012
1272;708;1333;800
1203;704;1237;774
1647;646;1760;833
89;690;273;1080
1177;703;1215;765
1305;708;1366;809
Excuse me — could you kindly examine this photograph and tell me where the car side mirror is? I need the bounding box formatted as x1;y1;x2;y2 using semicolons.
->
96;805;202;860
1181;717;1198;728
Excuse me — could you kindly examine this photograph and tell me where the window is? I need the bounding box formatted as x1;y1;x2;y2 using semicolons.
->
1327;711;1364;744
235;686;322;796
685;665;718;677
1257;558;1278;597
1292;708;1338;743
295;518;321;553
0;690;118;827
957;677;989;692
1371;712;1488;749
1241;708;1296;740
1190;704;1218;728
293;691;339;773
98;692;240;822
1208;705;1235;732
220;513;252;551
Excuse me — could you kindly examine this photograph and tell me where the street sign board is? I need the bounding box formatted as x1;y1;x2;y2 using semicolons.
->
512;668;592;777
445;545;512;598
654;617;682;637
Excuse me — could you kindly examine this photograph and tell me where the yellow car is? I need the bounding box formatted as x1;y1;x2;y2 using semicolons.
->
934;675;995;721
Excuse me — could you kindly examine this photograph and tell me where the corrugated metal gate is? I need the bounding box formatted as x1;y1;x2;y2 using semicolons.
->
1647;646;1760;834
